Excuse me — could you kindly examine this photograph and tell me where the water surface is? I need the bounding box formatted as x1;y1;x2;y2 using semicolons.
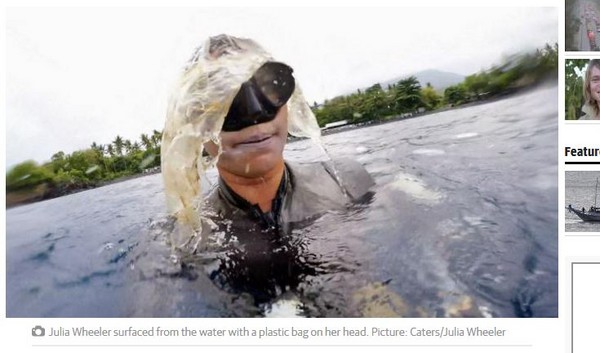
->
7;85;558;317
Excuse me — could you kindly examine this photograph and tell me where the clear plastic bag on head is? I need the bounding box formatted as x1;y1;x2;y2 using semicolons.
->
161;34;321;250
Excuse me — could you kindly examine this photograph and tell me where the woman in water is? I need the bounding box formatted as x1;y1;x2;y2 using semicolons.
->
160;34;374;309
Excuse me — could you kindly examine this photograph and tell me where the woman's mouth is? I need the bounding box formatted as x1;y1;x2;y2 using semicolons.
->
237;134;273;146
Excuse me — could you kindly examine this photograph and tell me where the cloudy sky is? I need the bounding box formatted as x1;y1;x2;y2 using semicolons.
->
5;6;557;168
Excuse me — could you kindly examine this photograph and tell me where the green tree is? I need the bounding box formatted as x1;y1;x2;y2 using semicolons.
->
421;83;442;110
140;133;152;150
112;135;124;156
565;59;588;120
131;142;141;153
365;83;383;94
444;84;467;105
90;142;103;153
464;72;489;98
106;144;115;157
6;160;54;191
392;76;422;112
49;151;67;173
150;130;162;149
123;139;133;154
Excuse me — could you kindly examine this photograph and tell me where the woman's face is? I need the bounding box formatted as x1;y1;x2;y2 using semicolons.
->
590;65;600;104
205;105;288;178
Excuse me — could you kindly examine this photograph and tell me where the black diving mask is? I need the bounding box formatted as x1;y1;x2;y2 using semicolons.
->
222;62;295;132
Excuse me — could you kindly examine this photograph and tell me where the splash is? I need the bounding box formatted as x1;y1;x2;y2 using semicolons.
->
454;132;479;139
161;34;321;252
139;154;157;170
263;296;304;317
412;148;445;156
388;172;443;204
315;140;353;200
85;165;100;174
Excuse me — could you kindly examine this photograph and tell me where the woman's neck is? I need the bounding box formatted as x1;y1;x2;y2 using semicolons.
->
218;160;285;212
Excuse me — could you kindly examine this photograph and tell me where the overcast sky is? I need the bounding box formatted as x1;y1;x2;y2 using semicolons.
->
5;6;557;168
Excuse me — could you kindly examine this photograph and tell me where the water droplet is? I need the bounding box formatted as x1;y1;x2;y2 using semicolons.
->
139;154;156;169
85;165;100;174
412;149;445;156
454;132;479;139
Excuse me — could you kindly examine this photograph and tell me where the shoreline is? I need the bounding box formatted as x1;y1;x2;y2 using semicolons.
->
6;169;161;209
317;80;554;137
6;82;555;209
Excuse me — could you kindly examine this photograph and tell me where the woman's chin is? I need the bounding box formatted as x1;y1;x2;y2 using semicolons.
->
243;157;283;177
218;154;283;178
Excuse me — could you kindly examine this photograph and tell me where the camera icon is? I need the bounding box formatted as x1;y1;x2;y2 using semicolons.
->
31;326;45;337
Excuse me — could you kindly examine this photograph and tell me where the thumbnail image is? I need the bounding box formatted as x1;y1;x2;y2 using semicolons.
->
566;171;600;232
566;59;600;120
567;0;600;51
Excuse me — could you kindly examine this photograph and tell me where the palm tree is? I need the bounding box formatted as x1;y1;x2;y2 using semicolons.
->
131;142;141;153
140;133;152;151
106;144;115;157
89;143;111;174
393;76;423;112
123;139;133;154
112;135;124;155
90;142;104;157
150;129;162;149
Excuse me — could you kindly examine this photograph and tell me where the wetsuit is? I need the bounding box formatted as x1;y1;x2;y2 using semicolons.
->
205;158;373;231
200;158;374;305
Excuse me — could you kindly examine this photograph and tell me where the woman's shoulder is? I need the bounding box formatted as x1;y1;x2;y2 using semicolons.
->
580;104;599;120
287;158;374;201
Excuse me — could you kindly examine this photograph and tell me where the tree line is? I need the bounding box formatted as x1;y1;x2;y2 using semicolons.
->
314;43;558;127
7;130;163;202
6;43;557;205
565;59;588;120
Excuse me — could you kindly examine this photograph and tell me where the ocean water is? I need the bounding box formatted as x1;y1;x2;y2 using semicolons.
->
7;85;558;317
